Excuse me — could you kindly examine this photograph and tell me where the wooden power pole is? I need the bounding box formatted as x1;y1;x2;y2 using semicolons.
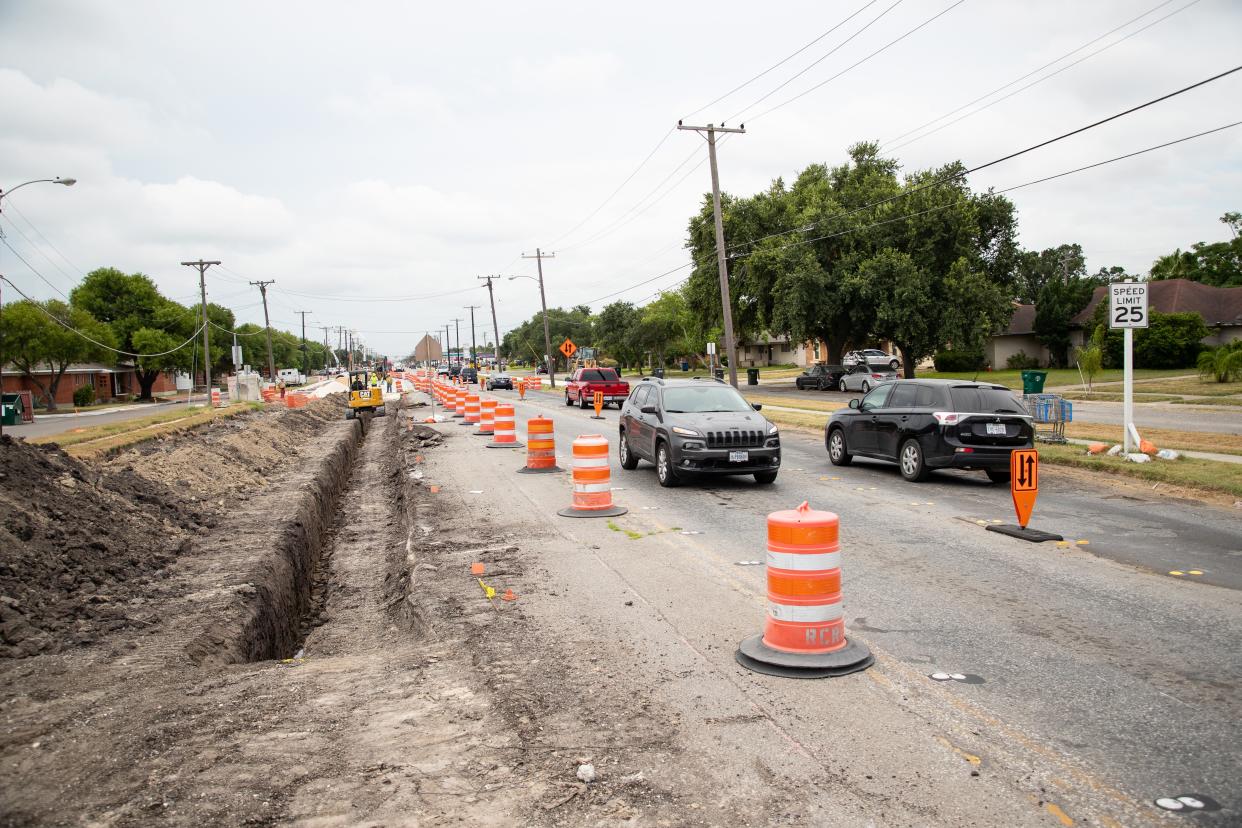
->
181;259;221;395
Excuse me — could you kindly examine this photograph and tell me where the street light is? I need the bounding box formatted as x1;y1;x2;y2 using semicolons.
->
0;176;77;438
509;273;556;388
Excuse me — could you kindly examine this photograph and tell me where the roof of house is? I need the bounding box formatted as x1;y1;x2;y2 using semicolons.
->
999;303;1037;336
1071;279;1242;327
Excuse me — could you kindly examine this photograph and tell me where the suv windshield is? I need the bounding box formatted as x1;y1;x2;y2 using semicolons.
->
662;386;752;413
950;386;1026;413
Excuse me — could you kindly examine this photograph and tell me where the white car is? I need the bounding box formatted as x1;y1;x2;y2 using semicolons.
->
843;349;901;371
838;363;899;393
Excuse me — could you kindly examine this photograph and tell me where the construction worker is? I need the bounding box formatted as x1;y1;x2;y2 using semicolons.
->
277;378;286;399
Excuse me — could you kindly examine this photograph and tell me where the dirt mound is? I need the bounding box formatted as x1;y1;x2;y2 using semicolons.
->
102;395;344;503
0;435;210;658
0;396;346;659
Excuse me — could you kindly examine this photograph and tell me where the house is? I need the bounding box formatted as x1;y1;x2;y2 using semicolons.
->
0;362;178;407
986;303;1049;368
1069;278;1242;349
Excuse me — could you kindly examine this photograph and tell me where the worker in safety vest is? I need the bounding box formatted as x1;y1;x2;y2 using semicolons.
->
369;372;379;387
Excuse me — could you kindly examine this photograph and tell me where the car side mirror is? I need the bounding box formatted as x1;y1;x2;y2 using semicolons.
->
751;403;762;411
640;405;658;415
849;398;861;410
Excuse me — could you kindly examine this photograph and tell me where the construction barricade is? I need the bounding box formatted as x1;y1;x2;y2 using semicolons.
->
285;393;310;409
462;393;481;426
486;403;523;448
211;388;222;407
558;434;626;518
517;416;561;474
475;399;497;436
452;387;466;419
735;501;873;679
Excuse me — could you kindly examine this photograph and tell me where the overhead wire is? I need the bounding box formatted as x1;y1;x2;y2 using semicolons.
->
741;0;969;124
1;201;87;278
0;216;76;297
681;0;881;121
883;0;1203;153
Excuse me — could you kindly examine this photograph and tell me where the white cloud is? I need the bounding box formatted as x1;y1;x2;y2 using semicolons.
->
509;52;622;93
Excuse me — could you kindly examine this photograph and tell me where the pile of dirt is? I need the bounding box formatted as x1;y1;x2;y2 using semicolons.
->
0;396;347;659
0;435;210;658
102;395;344;503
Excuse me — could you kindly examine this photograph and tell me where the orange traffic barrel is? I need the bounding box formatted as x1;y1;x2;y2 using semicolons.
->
474;399;497;436
527;377;542;391
486;403;523;448
558;434;626;518
461;393;481;426
211;388;222;407
736;501;872;678
451;387;466;419
517;416;561;474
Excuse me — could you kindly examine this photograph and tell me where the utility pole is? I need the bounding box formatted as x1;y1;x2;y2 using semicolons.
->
451;318;463;369
477;275;503;367
678;121;745;388
297;311;311;376
464;305;480;367
181;259;221;396
521;248;557;387
249;279;277;382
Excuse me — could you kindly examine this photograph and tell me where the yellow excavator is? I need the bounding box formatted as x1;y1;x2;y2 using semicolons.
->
346;370;387;420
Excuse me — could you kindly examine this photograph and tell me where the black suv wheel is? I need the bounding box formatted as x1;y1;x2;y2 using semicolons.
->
899;438;929;482
656;441;680;487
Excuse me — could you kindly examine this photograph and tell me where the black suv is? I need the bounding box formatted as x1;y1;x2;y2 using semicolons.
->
618;377;781;487
460;367;478;383
825;379;1033;482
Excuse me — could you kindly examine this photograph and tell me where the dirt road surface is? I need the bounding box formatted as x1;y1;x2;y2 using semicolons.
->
2;389;1237;826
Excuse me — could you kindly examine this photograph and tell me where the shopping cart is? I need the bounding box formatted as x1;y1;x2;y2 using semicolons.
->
1023;393;1071;443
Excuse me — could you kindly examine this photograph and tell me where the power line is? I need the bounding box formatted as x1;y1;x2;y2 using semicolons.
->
883;0;1203;153
681;0;880;120
0;237;72;300
0;216;76;296
724;0;907;124
1;201;86;278
743;0;968;124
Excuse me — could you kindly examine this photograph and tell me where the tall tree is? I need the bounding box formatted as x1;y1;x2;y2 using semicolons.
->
594;301;643;368
1149;211;1242;287
0;300;115;409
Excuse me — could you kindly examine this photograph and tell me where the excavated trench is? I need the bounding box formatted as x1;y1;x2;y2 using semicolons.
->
182;413;394;666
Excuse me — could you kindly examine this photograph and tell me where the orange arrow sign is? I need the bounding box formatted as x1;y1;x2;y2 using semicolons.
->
1009;448;1038;528
593;390;604;417
559;338;577;359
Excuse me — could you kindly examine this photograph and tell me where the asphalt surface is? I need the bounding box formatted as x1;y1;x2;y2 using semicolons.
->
424;386;1241;825
5;400;189;439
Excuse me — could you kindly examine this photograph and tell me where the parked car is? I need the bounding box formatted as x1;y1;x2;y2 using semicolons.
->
838;363;897;393
487;372;513;390
618;377;780;487
825;379;1033;482
536;364;548;374
843;349;902;370
565;367;630;409
795;363;848;391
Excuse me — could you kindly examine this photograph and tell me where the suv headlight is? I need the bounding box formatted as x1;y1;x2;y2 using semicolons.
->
768;424;779;434
671;426;700;437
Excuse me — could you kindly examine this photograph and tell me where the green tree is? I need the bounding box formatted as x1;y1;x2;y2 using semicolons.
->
0;299;115;409
1149;211;1242;287
594;301;643;368
1197;341;1242;383
636;291;694;368
1034;275;1098;367
1074;324;1106;390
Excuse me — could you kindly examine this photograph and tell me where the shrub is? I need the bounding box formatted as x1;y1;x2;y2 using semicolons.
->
1005;350;1041;370
1197;343;1242;382
933;349;986;372
1101;311;1209;368
73;384;96;407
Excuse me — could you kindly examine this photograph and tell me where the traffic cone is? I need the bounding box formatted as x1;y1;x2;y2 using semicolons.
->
558;434;626;518
517;416;561;474
735;501;873;678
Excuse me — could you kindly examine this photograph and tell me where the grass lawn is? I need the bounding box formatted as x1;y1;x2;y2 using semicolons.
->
31;403;261;457
1135;379;1242;396
1038;443;1242;498
762;409;828;432
1171;397;1242;406
913;368;1191;390
1058;392;1185;403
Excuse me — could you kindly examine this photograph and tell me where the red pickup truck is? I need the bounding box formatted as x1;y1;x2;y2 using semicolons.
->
564;367;630;410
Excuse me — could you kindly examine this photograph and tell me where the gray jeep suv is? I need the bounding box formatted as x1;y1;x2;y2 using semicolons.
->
618;377;781;487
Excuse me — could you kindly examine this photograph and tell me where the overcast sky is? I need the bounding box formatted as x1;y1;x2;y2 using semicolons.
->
2;0;1239;357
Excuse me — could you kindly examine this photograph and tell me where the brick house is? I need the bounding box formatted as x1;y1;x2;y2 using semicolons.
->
1;361;179;407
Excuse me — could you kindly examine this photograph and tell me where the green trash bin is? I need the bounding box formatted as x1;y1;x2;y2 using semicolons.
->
1020;370;1048;394
1;394;22;426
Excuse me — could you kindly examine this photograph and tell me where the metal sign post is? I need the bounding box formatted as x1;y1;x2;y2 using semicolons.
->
1109;281;1149;454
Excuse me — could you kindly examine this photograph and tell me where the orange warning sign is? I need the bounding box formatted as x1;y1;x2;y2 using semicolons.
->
559;338;577;359
1010;448;1038;528
593;390;604;417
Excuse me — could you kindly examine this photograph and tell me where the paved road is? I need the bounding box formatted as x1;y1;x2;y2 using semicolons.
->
5;396;217;440
743;380;1242;435
430;386;1241;824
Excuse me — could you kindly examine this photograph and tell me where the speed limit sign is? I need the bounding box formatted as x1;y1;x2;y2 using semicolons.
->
1109;283;1149;329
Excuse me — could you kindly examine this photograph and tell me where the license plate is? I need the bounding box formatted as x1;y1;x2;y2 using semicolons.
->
986;423;1006;435
729;450;749;463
